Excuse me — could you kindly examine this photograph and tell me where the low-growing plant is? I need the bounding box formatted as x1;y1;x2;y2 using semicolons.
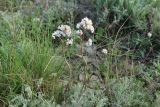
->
108;77;152;107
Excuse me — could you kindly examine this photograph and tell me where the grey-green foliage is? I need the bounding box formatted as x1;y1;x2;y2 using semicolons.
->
0;0;21;11
43;0;76;27
152;91;160;107
94;0;160;58
9;84;60;107
95;0;154;30
68;83;108;107
152;3;160;36
9;82;108;107
9;94;60;107
108;77;152;107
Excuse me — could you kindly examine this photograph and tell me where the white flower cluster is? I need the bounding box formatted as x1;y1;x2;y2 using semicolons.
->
52;25;73;45
58;25;72;36
76;17;94;33
85;38;92;47
52;25;71;39
76;17;95;47
51;18;95;47
76;30;83;36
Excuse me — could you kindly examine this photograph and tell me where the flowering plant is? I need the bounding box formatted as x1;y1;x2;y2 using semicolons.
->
52;25;73;45
51;17;95;47
76;17;95;47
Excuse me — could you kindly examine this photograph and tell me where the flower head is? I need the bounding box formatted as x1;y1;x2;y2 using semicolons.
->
85;38;92;47
66;38;73;45
147;32;152;38
87;25;94;33
81;17;93;27
52;25;71;39
58;25;71;37
102;49;108;55
52;30;63;39
76;17;94;33
76;22;81;29
76;30;83;36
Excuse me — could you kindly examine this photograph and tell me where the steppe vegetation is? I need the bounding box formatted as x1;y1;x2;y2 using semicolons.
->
0;0;160;106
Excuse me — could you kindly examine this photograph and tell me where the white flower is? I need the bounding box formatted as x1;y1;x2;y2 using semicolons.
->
85;38;92;46
87;25;94;33
76;22;81;29
82;17;93;26
66;38;73;45
52;25;73;46
147;32;152;38
102;49;108;55
77;17;94;33
52;35;56;39
76;30;83;36
52;30;62;38
58;25;71;37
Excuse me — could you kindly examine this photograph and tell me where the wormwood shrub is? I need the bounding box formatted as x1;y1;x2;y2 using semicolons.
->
108;77;152;107
67;83;108;107
8;77;154;107
9;85;60;107
153;91;160;107
8;83;108;107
